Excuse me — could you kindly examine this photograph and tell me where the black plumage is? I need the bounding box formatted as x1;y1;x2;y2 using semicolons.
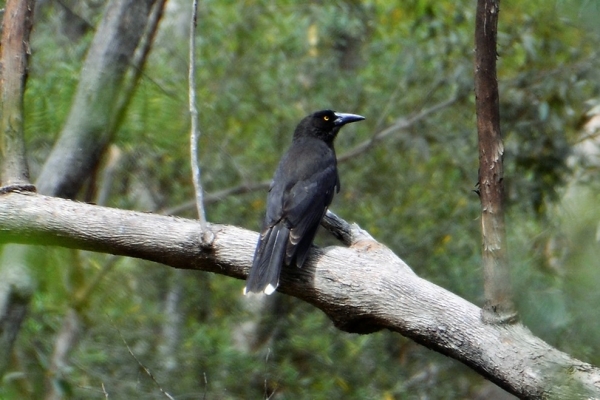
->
244;110;365;295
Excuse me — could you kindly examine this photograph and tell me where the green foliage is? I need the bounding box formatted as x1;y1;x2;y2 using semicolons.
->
4;0;600;398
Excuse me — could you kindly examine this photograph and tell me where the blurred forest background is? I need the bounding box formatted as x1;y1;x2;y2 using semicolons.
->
2;0;600;398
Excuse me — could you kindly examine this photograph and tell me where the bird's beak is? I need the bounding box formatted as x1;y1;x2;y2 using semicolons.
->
333;112;365;126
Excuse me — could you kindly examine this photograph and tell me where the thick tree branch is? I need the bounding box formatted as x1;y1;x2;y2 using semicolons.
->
0;191;598;399
474;0;516;323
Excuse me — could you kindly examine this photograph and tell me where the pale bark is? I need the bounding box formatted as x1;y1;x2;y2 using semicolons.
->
0;191;598;399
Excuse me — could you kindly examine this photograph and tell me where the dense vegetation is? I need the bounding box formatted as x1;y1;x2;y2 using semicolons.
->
2;0;600;398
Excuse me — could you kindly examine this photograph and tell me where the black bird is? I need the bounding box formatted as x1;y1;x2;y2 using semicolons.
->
244;110;365;295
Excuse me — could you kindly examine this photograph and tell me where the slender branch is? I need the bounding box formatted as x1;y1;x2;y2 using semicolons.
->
474;0;516;323
0;0;36;190
160;180;271;215
113;320;175;400
73;256;119;310
163;95;461;217
321;210;375;247
188;0;208;230
338;94;459;162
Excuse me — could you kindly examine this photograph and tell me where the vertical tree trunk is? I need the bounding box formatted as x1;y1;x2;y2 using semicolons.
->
0;0;35;188
474;0;517;323
0;0;36;379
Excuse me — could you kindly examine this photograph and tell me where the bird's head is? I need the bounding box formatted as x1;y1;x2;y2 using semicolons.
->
295;109;365;142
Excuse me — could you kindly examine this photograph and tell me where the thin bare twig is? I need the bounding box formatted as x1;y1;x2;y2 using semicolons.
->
189;0;208;230
72;256;119;310
202;372;208;400
264;348;277;400
163;95;460;217
338;94;459;162
168;94;458;219
160;180;271;215
113;321;175;400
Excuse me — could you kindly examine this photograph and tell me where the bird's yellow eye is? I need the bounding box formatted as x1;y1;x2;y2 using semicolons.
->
323;116;329;121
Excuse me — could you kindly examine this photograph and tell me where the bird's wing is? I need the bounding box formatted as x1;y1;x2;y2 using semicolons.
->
284;166;337;267
272;139;338;267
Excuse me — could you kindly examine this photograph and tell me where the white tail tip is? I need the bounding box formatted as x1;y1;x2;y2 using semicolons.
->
264;284;277;295
242;284;277;295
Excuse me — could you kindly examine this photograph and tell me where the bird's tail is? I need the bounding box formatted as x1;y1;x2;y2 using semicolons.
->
244;224;290;295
